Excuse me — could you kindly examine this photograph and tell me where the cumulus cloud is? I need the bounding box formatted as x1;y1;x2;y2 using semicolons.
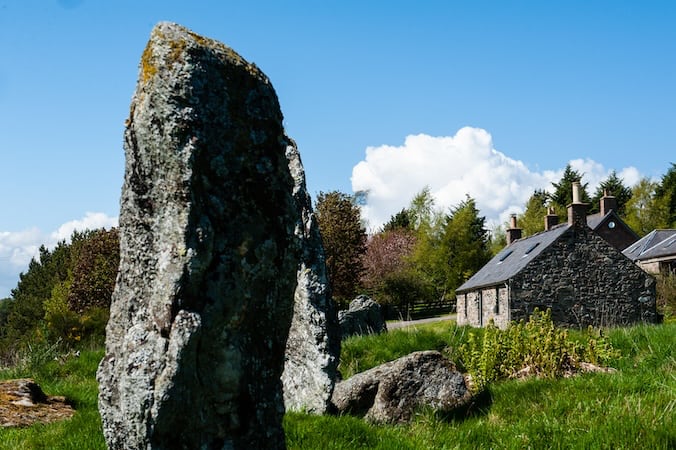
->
0;213;118;298
351;127;641;232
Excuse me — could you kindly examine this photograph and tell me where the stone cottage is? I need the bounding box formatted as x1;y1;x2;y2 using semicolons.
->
586;191;638;251
623;229;676;275
456;183;658;329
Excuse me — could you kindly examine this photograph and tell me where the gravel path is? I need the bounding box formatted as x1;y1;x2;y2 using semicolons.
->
387;314;456;330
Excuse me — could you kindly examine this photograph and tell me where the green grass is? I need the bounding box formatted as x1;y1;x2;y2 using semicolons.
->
0;323;673;449
0;348;106;450
287;322;675;449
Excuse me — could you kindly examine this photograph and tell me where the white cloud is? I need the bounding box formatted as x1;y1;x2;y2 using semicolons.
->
0;213;118;298
51;212;118;242
351;127;641;232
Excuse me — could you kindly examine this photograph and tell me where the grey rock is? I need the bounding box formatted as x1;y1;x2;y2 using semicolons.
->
338;295;387;338
281;145;340;414
331;351;472;424
97;22;305;450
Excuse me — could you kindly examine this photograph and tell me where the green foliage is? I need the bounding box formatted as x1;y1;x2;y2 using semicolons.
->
0;228;119;359
488;226;506;256
316;191;367;307
549;164;591;209
406;195;491;304
656;272;676;320
655;162;676;227
590;170;632;215
624;177;671;236
408;186;436;229
68;228;119;313
517;189;549;236
459;309;618;391
382;208;413;232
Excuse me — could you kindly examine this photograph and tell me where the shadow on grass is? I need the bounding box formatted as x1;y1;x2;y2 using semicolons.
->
436;388;493;422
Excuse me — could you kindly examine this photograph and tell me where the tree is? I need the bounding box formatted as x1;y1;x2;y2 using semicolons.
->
517;189;550;237
440;197;492;297
0;228;120;351
655;162;676;227
408;186;436;230
590;170;632;215
360;229;422;308
625;178;671;236
315;191;367;308
383;208;413;232
68;228;120;313
550;164;591;209
410;196;491;302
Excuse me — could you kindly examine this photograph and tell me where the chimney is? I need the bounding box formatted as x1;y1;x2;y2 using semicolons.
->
506;214;522;245
600;189;618;215
567;181;588;228
544;207;559;231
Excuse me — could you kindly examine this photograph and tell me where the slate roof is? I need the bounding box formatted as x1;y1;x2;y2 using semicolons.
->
585;212;607;230
623;229;676;262
456;223;571;293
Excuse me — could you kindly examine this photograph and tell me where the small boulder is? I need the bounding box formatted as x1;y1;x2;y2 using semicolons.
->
331;351;472;423
0;379;74;428
338;295;387;338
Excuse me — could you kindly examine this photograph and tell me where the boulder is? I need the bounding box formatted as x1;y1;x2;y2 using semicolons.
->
0;378;74;427
338;295;387;338
331;351;472;423
97;22;308;449
281;145;340;414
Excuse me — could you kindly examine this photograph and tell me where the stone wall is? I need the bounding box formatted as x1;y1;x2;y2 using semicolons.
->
510;226;657;328
456;286;509;329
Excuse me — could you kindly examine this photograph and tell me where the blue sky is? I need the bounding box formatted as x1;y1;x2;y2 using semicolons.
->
1;0;675;296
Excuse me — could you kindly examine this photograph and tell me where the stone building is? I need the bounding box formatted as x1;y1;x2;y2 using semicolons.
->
623;229;676;275
586;191;638;251
456;183;657;329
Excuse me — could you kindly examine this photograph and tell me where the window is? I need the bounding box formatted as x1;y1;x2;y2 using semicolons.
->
524;242;540;255
498;250;513;263
494;287;500;314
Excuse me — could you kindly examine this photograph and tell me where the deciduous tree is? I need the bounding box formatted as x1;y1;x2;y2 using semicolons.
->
315;191;367;308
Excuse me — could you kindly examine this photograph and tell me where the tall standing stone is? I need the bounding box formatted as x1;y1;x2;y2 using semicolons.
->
282;146;340;414
98;22;306;449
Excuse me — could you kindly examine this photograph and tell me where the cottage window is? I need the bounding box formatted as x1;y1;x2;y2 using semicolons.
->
524;242;540;256
494;287;500;314
498;250;513;263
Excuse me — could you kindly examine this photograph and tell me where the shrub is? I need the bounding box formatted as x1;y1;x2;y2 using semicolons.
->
459;309;618;391
656;271;676;320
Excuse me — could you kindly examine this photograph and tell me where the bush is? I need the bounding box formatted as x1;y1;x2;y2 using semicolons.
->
459;309;618;391
656;272;676;320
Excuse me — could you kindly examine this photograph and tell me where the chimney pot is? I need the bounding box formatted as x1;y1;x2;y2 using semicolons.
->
572;181;581;204
545;207;559;231
506;214;522;245
567;181;588;227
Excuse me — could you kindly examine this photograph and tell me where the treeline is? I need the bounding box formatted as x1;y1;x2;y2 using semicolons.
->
516;163;676;237
0;229;118;361
315;189;492;315
316;163;676;315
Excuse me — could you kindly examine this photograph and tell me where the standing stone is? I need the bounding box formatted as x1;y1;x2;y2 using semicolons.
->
282;145;340;414
97;22;304;449
338;295;387;338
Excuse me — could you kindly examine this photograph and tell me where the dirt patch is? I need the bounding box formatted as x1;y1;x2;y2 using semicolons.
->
0;378;75;427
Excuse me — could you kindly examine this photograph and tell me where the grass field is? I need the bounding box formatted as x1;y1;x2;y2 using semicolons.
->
0;322;673;449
